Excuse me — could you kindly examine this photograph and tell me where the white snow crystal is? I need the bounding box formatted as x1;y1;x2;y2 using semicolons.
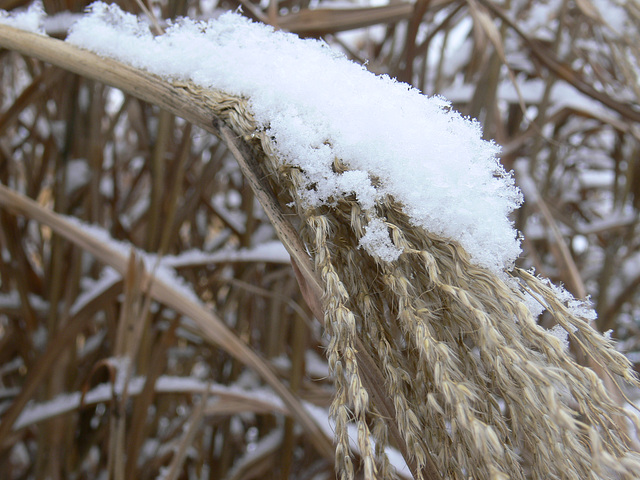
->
0;1;45;33
359;217;403;262
544;278;597;324
65;158;91;194
63;2;522;272
549;324;569;351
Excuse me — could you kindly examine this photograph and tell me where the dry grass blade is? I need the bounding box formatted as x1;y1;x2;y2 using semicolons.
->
14;377;292;431
109;251;155;480
0;22;431;480
0;24;337;475
0;25;333;460
218;102;436;480
466;0;529;122
0;25;319;311
217;113;435;477
276;3;415;36
124;318;179;479
161;386;210;480
2;3;640;479
215;121;321;300
0;182;333;460
0;278;123;446
0;25;214;135
515;166;586;299
477;0;640;123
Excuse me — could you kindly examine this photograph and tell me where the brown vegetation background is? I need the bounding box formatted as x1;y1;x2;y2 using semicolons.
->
0;0;639;478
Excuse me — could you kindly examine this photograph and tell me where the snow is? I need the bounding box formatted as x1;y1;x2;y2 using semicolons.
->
160;241;290;271
271;350;330;379
78;330;107;358
63;215;203;305
0;386;21;400
112;356;131;395
13;375;286;430
15;391;81;429
0;1;44;33
541;276;596;325
70;266;120;316
359;217;403;262
577;169;615;189
548;324;570;351
521;0;561;35
226;429;282;478
60;2;523;273
42;11;81;35
4;217;398;480
305;350;330;379
592;0;628;34
571;235;588;254
64;159;91;194
442;78;619;122
211;193;247;234
0;291;49;312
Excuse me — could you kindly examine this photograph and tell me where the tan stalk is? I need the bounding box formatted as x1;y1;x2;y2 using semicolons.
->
0;24;435;479
2;17;639;480
0;279;123;446
14;375;293;431
157;123;192;255
124;317;179;478
0;182;333;460
273;3;418;36
109;252;155;480
146;110;173;251
477;0;640;123
161;385;210;480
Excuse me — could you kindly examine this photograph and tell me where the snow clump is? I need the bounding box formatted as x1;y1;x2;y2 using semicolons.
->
63;2;523;272
0;1;45;33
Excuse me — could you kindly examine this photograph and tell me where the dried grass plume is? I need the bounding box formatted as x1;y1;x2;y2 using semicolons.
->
196;84;640;480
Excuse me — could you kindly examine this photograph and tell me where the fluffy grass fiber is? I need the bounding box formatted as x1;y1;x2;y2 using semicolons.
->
195;84;640;480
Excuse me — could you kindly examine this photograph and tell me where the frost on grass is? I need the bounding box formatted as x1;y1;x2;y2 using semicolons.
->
541;275;598;324
63;2;523;273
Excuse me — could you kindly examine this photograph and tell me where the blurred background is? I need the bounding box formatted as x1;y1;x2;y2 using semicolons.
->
0;0;639;478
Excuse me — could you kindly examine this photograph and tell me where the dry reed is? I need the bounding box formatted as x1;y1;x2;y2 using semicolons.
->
193;83;640;479
1;1;640;478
